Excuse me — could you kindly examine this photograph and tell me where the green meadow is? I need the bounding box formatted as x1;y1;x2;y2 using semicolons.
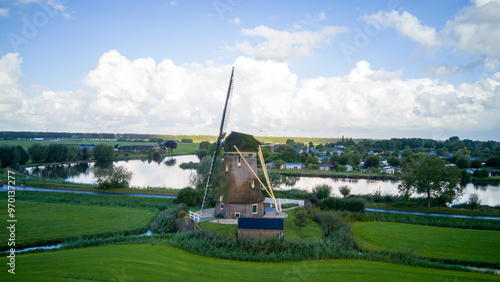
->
352;222;500;263
1;244;497;281
0;199;157;249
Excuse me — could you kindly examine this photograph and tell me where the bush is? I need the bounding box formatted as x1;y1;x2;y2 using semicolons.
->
319;197;365;213
293;208;309;231
468;193;481;211
317;211;355;251
338;185;351;198
313;184;332;200
174;187;200;206
371;187;383;202
149;203;187;234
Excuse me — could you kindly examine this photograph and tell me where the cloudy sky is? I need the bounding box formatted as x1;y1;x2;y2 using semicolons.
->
1;0;499;141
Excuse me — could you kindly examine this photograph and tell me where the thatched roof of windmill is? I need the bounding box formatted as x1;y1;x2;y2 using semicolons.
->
224;131;260;153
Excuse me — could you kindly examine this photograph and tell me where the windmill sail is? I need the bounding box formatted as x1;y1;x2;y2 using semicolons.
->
201;67;234;212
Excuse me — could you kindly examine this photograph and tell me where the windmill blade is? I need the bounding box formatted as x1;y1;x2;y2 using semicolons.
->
257;146;279;213
201;68;235;212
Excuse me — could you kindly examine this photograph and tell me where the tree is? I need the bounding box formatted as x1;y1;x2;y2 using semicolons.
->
28;143;48;163
399;156;462;208
195;149;207;161
164;140;177;154
455;157;469;169
293;208;309;231
388;156;401;167
96;165;132;189
92;144;114;163
16;146;30;165
174;187;201;206
45;144;68;163
285;139;296;147
199;141;211;150
364;154;380;168
313;184;332;200
280;147;299;163
339;185;351;198
470;159;482;169
0;146;20;168
485;156;500;168
190;155;223;191
468;193;481;211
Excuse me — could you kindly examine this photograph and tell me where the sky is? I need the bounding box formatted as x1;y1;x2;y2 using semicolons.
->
0;0;499;141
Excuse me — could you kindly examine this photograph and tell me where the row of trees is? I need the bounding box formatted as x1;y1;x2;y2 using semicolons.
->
0;144;116;168
0;145;30;168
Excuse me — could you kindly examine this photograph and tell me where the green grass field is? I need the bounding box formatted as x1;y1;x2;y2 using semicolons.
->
0;200;157;248
352;222;500;263
1;244;496;281
284;208;323;241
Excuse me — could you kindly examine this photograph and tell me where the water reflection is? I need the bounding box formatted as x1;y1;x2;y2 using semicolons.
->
25;156;499;206
276;176;499;206
26;155;199;189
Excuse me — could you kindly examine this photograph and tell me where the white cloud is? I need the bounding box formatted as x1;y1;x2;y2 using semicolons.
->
2;51;500;139
15;0;73;19
0;53;24;117
0;8;9;17
236;24;348;61
365;3;500;63
364;10;440;48
443;1;500;59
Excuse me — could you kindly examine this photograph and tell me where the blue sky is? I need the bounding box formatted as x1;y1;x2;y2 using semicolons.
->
1;0;499;141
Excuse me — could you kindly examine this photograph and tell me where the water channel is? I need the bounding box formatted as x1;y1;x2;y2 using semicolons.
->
24;155;500;206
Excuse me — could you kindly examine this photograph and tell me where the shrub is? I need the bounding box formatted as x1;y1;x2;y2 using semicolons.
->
319;197;365;213
313;184;332;200
317;211;355;251
468;193;481;211
174;187;201;206
338;185;351;198
371;187;383;202
149;203;187;234
293;208;309;231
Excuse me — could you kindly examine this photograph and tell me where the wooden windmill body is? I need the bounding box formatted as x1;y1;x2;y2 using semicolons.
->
213;132;264;219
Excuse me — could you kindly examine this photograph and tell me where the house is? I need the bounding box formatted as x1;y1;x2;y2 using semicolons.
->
317;164;334;171
345;164;353;172
379;159;389;166
265;162;275;170
359;168;370;173
380;166;395;174
280;163;305;170
237;217;284;241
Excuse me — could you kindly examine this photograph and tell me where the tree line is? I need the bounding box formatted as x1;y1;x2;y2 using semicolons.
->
0;143;115;168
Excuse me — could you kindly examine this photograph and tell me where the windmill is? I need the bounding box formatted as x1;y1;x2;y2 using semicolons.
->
200;67;234;212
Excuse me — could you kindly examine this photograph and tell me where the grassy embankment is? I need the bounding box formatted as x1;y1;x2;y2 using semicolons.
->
0;191;171;249
352;221;500;263
1;244;497;281
365;200;500;217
